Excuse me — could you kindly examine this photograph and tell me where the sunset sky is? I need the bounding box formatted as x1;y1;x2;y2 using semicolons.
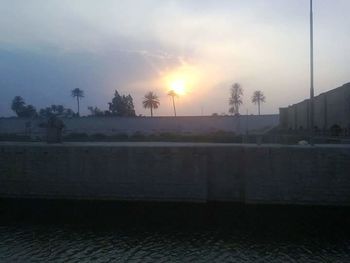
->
0;0;349;117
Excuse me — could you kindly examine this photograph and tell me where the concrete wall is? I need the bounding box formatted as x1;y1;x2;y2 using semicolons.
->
314;93;327;130
0;115;279;137
0;143;208;202
326;86;350;128
0;142;349;206
279;83;350;131
295;100;309;130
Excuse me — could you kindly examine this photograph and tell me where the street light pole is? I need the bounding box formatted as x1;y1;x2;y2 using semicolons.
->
310;0;315;133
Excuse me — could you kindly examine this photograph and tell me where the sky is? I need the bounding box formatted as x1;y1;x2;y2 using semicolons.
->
0;0;349;117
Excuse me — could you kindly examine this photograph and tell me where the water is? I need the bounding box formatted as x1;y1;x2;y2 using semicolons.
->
0;200;350;262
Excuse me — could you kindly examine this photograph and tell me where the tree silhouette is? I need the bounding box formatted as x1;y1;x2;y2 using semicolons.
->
229;83;243;115
252;90;266;115
71;88;84;116
21;105;37;118
142;92;160;117
87;106;105;117
108;90;136;117
11;96;25;115
11;96;37;118
168;90;178;117
39;105;75;118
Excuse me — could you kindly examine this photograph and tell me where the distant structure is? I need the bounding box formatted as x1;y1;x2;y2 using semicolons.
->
279;83;350;135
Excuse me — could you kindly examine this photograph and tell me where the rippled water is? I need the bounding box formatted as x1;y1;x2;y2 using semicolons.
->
0;200;350;262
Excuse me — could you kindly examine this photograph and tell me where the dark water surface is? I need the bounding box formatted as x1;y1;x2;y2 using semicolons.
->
0;200;350;262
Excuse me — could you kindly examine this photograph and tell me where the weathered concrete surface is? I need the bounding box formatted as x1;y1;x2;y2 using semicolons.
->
279;82;350;131
0;115;279;137
0;142;350;206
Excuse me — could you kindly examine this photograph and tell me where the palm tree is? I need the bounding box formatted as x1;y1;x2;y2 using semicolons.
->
168;90;178;117
252;90;266;115
142;91;160;117
71;88;84;116
229;83;243;115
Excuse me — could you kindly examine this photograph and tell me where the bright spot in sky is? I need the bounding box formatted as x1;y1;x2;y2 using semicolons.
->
170;80;186;95
163;63;201;96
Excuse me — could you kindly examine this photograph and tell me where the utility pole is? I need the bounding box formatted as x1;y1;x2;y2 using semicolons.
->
309;0;315;133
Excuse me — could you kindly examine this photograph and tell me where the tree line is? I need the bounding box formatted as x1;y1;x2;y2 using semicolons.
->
10;88;86;118
229;83;266;116
9;84;266;118
9;88;173;118
10;88;137;118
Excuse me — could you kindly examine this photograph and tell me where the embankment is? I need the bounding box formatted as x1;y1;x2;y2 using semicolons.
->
0;142;349;206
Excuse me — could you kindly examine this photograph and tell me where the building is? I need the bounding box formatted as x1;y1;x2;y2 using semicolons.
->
279;83;350;134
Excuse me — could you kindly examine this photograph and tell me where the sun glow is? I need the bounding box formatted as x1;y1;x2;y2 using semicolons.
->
170;79;186;95
163;63;200;96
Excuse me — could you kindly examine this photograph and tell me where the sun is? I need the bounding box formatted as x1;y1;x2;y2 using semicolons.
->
170;79;186;95
162;63;201;96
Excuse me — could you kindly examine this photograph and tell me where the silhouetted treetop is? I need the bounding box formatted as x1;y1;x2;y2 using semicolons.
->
108;90;136;117
71;88;84;116
229;83;243;115
11;96;37;118
143;91;160;117
39;105;75;118
87;106;107;117
252;90;266;115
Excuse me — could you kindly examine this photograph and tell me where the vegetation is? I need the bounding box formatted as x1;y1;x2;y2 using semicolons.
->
87;106;107;117
229;83;243;115
6;83;268;120
142;92;160;117
168;90;178;117
10;96;75;119
39;105;75;118
71;88;84;116
108;90;136;117
11;96;37;118
7;89;140;118
87;91;137;117
251;90;266;115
